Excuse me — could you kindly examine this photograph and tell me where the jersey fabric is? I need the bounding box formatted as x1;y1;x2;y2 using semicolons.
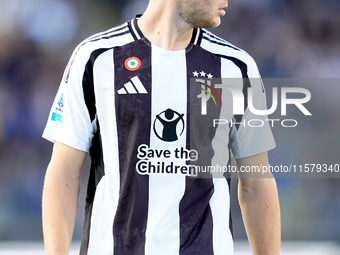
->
43;16;275;255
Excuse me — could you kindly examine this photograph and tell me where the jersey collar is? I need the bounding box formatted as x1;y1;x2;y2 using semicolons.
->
129;15;203;46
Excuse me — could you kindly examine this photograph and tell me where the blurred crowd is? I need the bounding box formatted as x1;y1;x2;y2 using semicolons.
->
0;0;124;240
0;0;339;243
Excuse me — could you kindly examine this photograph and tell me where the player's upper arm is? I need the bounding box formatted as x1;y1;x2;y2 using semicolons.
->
235;151;273;179
48;141;87;178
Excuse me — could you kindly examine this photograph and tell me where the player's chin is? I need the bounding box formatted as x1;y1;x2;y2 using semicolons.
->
204;18;221;28
213;18;222;27
192;15;221;28
210;13;223;27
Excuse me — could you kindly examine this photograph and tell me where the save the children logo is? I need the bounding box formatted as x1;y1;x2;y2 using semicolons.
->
153;108;185;142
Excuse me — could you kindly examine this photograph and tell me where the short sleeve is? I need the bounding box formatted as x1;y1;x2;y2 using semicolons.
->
42;48;96;152
229;59;276;159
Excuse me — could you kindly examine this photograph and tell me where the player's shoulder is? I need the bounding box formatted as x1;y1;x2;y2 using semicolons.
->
70;21;134;63
81;22;132;48
62;21;135;82
199;28;258;68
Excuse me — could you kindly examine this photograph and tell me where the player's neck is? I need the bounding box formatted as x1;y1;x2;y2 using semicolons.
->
137;2;194;51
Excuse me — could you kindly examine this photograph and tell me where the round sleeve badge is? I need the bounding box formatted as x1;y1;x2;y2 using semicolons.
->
125;57;141;71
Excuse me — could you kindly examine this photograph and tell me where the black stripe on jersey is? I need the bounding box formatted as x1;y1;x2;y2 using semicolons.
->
85;30;130;45
202;32;241;51
225;128;233;237
179;45;223;255
203;30;237;45
85;23;129;43
113;39;152;255
80;24;129;49
128;21;139;41
80;48;112;254
190;28;202;45
82;48;112;122
179;179;215;255
216;54;251;130
80;121;105;255
130;16;143;41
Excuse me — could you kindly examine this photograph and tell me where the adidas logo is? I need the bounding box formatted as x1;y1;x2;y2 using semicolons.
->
117;76;147;94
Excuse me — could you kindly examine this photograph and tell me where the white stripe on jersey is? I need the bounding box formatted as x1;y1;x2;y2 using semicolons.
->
145;44;188;255
210;178;233;255
87;49;120;255
205;59;242;255
130;17;142;40
192;27;202;45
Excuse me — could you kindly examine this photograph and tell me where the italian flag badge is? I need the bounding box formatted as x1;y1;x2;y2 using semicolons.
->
125;57;141;71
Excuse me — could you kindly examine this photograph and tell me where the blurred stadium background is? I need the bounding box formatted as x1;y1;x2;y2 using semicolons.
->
0;0;340;254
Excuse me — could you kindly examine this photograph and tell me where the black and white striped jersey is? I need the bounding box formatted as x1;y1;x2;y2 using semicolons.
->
43;16;275;255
